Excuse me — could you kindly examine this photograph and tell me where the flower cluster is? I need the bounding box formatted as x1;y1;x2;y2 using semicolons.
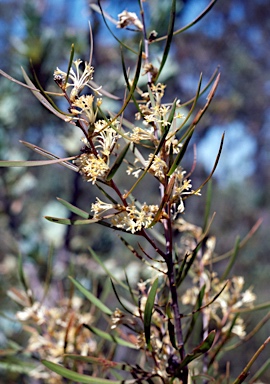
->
180;228;257;340
91;198;159;233
16;296;95;382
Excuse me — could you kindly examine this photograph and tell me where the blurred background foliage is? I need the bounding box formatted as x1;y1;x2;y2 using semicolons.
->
0;0;269;382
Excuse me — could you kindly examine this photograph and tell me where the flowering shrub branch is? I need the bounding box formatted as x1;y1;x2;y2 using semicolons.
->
0;1;269;383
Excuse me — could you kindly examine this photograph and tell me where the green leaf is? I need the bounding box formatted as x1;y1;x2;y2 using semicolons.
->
184;285;206;343
84;325;138;350
144;278;159;349
202;179;212;232
18;253;33;304
0;359;36;374
97;41;142;135
193;131;224;194
106;143;130;181
20;140;79;172
95;1;138;55
248;358;270;383
220;235;241;281
153;0;218;43
178;330;216;369
167;126;195;176
45;216;99;225
42;360;135;383
65;43;75;86
64;354;132;372
88;247;128;290
21;67;74;122
57;198;90;219
68;276;112;315
0;156;77;168
156;0;176;81
110;279;134;315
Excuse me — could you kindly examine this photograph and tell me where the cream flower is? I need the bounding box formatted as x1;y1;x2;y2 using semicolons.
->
54;59;101;101
71;94;96;124
147;154;168;181
76;153;110;184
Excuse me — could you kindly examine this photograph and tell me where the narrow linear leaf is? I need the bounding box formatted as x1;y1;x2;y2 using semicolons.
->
192;132;224;195
106;143;130;181
110;279;134;315
124;271;138;306
65;43;75;86
57;198;90;219
97;41;142;134
232;337;270;384
232;301;270;314
96;1;138;55
121;50;142;114
203;179;212;232
31;61;66;115
167;126;195;176
42;360;135;383
20;140;79;172
64;354;132;372
248;358;270;384
18;253;33;305
0;68;40;90
175;73;202;135
144;278;159;348
156;0;176;81
178;330;216;370
21;67;74;122
184;285;206;343
69;276;112;315
45;216;99;225
84;325;138;350
0;156;77;168
89;247;128;290
45;215;131;233
153;0;218;42
220;236;241;281
181;67;219;108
